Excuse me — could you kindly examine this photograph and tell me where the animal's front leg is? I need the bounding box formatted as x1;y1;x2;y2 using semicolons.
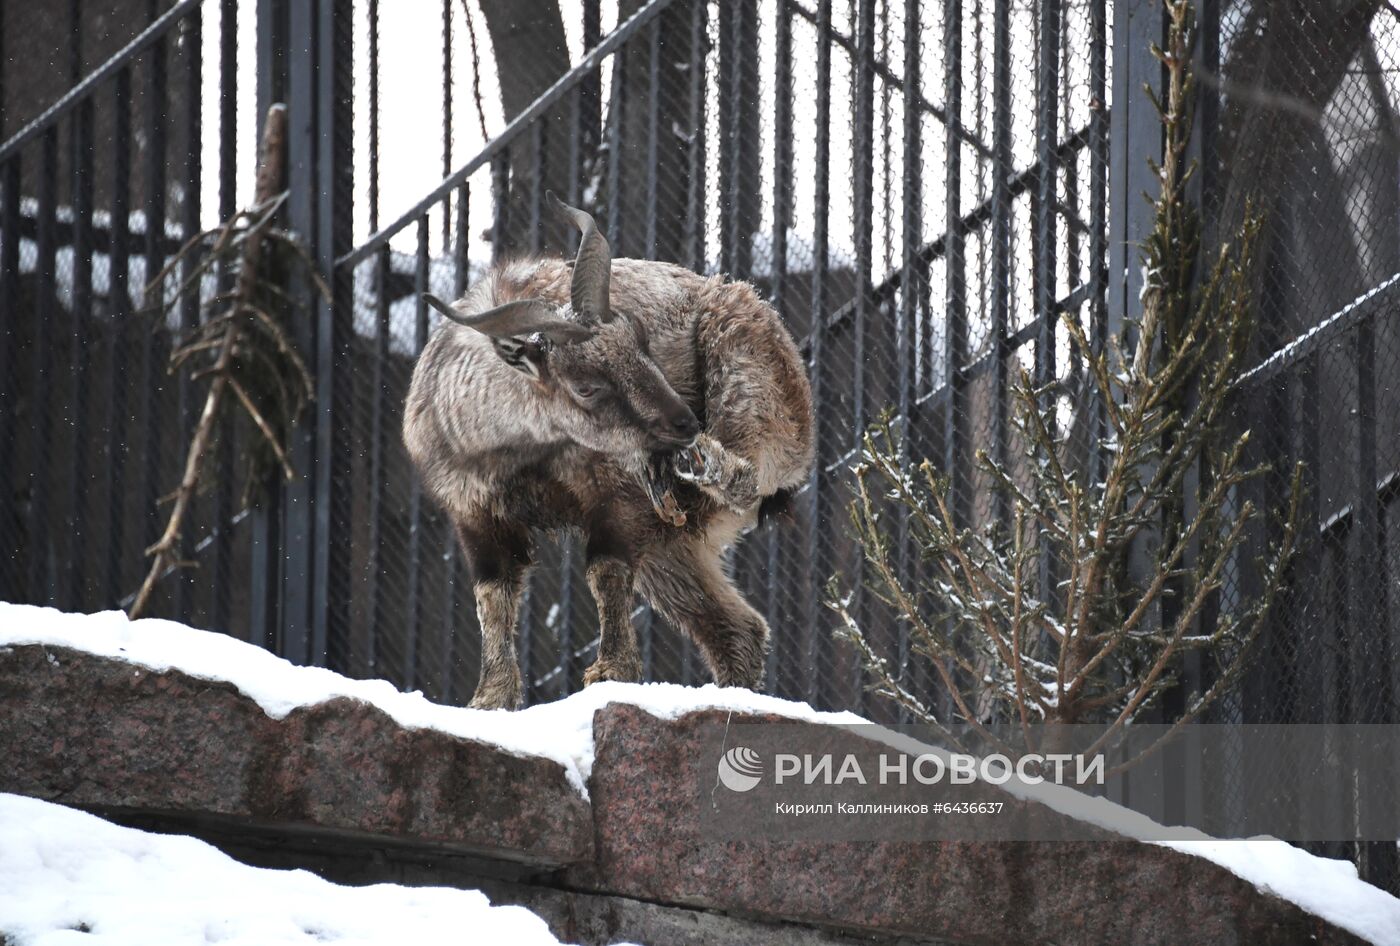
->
583;556;643;686
672;433;759;510
470;577;526;709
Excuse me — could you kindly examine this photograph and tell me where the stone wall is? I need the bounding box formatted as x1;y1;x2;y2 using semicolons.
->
0;642;1367;946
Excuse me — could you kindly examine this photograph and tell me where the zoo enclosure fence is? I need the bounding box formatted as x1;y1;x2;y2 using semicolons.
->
0;0;1397;890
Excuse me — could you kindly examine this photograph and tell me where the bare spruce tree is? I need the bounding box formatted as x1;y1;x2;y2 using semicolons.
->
832;1;1303;769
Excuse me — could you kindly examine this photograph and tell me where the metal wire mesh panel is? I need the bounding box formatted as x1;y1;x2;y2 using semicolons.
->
0;1;261;640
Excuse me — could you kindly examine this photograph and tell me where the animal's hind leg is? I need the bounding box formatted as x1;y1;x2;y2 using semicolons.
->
456;516;532;710
688;309;814;506
582;521;643;686
638;540;768;689
582;557;643;686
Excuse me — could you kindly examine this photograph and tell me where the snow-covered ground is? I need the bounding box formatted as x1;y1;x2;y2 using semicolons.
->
0;793;577;946
3;601;1399;945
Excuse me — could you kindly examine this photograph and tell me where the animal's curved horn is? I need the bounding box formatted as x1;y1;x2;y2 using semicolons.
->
546;191;612;324
423;294;594;345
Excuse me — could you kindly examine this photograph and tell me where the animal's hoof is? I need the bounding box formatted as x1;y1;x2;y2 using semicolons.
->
673;434;724;487
468;678;523;710
674;434;758;510
583;657;643;687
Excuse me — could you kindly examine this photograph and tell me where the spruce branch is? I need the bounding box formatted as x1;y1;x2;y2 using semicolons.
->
127;104;326;619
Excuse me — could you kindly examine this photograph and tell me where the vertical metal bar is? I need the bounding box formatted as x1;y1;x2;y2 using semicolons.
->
644;18;661;259
719;0;740;276
106;73;132;607
606;46;626;255
806;0;832;708
685;0;708;272
0;4;6;138
444;182;470;700
772;0;792;320
1354;323;1385;706
0;156;18;601
943;0;966;521
895;0;922;721
581;0;602;176
140;31;168;612
1354;314;1394;882
31;129;59;603
174;4;202;622
406;216;431;688
941;0;969;725
69;102;95;611
530;122;545;254
850;0;875;711
284;0;318;664
315;0;354;671
1033;0;1061;645
369;0;380;233
455;182;470;297
1033;0;1060;395
252;0;285;647
69;0;83;85
442;0;453;245
367;244;390;677
210;0;237;631
765;0;793;694
491;152;510;262
989;0;1011;526
852;0;874;438
1108;0;1161;354
1088;0;1109;487
66;0;86;606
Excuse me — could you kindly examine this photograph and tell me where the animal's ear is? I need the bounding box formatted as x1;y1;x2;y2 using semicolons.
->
423;293;593;345
489;334;550;381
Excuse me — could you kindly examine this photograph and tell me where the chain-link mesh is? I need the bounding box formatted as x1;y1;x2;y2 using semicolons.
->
1;0;260;640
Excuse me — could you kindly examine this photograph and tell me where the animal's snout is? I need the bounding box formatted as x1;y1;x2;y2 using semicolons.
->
656;408;701;446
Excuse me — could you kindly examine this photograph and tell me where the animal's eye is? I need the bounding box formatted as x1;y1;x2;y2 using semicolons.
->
572;382;601;400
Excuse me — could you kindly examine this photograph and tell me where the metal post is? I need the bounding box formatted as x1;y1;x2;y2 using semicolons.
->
174;5;201;622
212;0;237;632
685;0;708;273
806;0;832;708
31;129;59;604
989;0;1011;527
140;30;167;614
896;0;921;722
0;154;18;601
943;0;967;535
69;100;95;610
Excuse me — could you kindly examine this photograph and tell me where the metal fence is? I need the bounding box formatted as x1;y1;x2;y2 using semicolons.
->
1;0;1398;890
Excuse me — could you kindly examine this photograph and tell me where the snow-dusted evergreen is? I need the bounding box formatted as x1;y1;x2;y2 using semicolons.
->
833;1;1303;768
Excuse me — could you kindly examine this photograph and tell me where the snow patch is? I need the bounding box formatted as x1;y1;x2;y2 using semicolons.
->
0;793;576;946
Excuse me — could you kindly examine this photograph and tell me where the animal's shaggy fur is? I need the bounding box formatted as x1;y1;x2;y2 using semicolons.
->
404;247;813;709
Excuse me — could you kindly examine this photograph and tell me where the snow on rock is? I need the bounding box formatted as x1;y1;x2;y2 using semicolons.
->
0;793;576;946
3;601;1398;944
0;602;860;797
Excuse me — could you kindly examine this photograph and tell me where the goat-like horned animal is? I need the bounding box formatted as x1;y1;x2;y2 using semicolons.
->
403;194;814;709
